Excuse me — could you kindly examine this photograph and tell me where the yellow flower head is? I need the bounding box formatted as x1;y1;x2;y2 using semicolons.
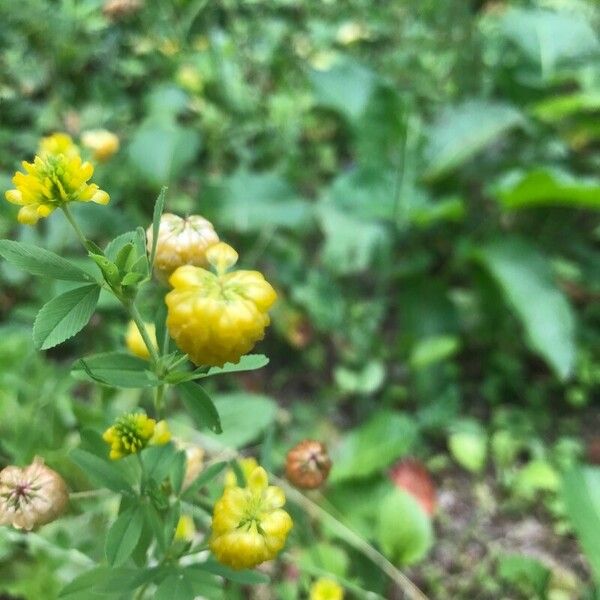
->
146;213;219;282
102;413;171;460
38;133;80;159
210;466;293;570
224;457;259;488
310;578;344;600
165;242;277;367
125;320;158;360
81;129;120;162
5;148;109;225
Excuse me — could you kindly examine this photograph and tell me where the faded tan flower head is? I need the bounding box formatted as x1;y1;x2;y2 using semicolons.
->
0;457;69;530
285;440;332;490
146;213;219;282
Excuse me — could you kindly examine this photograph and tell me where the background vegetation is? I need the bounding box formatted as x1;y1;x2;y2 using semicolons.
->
0;0;599;598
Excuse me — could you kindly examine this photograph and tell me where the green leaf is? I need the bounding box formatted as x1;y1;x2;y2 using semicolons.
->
199;560;270;584
497;554;551;597
478;238;576;380
309;56;377;120
331;411;417;482
168;354;269;383
499;8;599;70
377;489;433;566
155;572;195;600
70;449;134;494
317;204;388;275
60;566;158;597
129;120;201;187
410;335;460;370
150;187;167;269
215;170;312;232
200;393;277;449
71;352;159;388
58;566;112;597
0;240;95;282
141;444;179;485
493;169;600;211
178;382;222;433
105;231;138;261
424;100;524;180
533;91;600;122
33;284;100;350
105;506;145;567
514;460;560;499
562;467;600;582
448;428;487;474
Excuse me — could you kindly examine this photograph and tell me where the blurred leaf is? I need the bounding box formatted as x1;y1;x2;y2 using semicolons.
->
533;91;600;122
201;392;277;449
106;506;144;567
70;449;134;494
334;360;385;394
498;554;551;597
562;467;600;582
199;560;270;584
377;489;433;566
317;204;388;275
309;56;377;120
478;238;576;380
0;240;95;282
298;543;349;577
72;352;159;388
410;335;460;370
424;100;524;180
178;382;222;434
33;284;100;350
331;411;417;482
155;571;195;600
499;8;599;70
448;421;487;473
129;120;201;187
494;169;600;211
216;170;312;232
514;460;559;499
169;354;270;383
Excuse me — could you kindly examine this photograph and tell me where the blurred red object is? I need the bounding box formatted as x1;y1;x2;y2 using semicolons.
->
587;438;600;465
389;458;437;516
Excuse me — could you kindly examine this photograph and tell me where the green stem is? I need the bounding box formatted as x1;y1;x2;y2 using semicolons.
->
129;302;161;365
61;204;88;249
154;384;165;420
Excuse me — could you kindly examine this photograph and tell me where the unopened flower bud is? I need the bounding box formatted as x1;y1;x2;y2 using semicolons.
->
103;412;171;460
285;440;332;490
81;129;120;162
389;458;437;516
0;457;68;531
146;213;219;282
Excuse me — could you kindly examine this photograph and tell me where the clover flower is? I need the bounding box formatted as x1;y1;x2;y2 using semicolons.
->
38;133;80;158
310;578;344;600
0;457;68;531
210;466;293;570
146;213;219;282
102;413;171;460
5;146;109;225
81;129;120;162
285;440;332;490
165;242;277;367
125;320;158;360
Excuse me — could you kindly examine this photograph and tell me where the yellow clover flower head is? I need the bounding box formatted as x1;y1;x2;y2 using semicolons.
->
210;466;293;570
5;146;109;225
102;413;171;460
224;457;259;488
165;242;277;367
81;129;120;162
38;133;80;158
0;457;69;531
146;213;220;282
310;578;344;600
125;320;158;360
